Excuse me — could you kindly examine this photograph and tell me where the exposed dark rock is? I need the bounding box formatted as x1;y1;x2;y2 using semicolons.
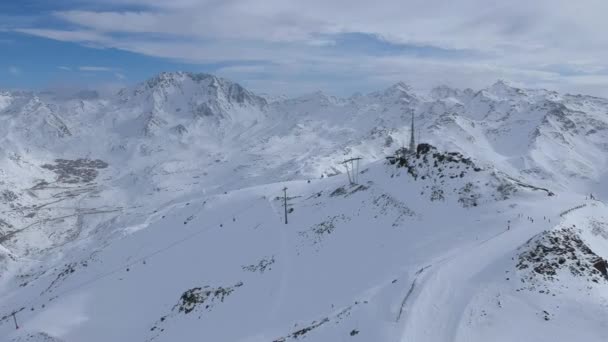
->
176;282;243;315
41;159;108;184
242;256;275;274
372;193;416;227
458;182;481;208
388;144;549;206
516;226;608;293
273;318;330;342
417;143;433;155
330;187;347;197
1;190;18;202
10;332;64;342
592;259;608;279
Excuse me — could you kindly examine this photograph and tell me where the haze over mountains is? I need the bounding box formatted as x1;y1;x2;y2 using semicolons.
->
0;72;607;341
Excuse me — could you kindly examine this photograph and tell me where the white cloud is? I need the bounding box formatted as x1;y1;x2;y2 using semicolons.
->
306;39;336;47
8;66;20;75
58;66;72;71
10;0;608;97
45;1;608;55
15;28;109;43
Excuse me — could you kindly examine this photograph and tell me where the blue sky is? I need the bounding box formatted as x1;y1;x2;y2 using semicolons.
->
0;30;248;90
2;0;608;97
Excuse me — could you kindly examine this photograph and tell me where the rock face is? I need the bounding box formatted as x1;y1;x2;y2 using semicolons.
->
41;159;108;184
593;259;608;278
388;144;547;207
516;225;608;295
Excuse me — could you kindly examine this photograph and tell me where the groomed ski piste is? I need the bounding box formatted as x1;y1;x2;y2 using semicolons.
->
1;145;606;342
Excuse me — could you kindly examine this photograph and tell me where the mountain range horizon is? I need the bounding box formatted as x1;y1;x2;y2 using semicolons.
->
6;71;605;102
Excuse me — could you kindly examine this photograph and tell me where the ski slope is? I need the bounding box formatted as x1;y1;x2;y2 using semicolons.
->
2;147;606;341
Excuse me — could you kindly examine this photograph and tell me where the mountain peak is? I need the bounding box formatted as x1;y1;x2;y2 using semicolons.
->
388;81;413;93
293;90;340;105
142;71;217;90
491;79;514;89
476;79;527;100
118;72;267;128
488;79;521;93
430;85;461;99
370;81;417;102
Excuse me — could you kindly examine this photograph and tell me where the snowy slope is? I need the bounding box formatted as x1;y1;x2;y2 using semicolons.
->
0;73;607;341
2;74;607;203
3;145;595;342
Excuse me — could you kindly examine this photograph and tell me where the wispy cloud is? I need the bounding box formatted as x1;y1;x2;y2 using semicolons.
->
79;66;114;72
39;1;608;56
77;67;127;80
8;66;21;75
14;28;109;43
7;0;608;97
57;66;118;72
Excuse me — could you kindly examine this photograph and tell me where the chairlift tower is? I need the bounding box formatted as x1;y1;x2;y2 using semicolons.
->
341;157;362;185
282;187;289;224
409;112;416;154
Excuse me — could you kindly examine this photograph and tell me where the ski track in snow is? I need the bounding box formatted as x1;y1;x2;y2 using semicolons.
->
395;265;431;322
399;204;566;342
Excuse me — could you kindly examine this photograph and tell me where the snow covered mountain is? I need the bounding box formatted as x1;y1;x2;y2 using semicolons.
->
0;73;607;341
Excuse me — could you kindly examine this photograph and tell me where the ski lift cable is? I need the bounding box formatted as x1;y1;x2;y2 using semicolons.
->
0;198;264;327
